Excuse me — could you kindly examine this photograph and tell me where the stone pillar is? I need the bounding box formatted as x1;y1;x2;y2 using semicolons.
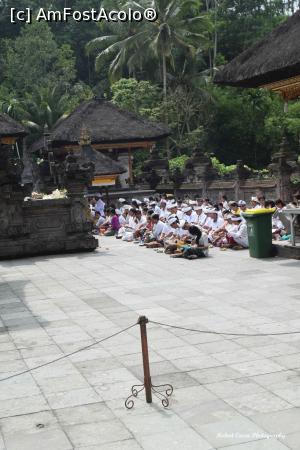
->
140;147;169;189
183;147;218;197
268;138;297;202
117;153;130;188
234;160;249;200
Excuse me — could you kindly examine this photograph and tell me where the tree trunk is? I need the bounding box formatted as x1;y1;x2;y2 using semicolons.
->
162;54;167;102
162;54;170;159
213;0;218;78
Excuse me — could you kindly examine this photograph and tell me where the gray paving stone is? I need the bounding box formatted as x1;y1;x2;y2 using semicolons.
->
230;359;285;377
3;427;72;450
205;378;266;399
189;366;242;385
195;415;267;448
120;410;188;437
0;373;40;400
64;419;132;447
136;428;213;450
74;439;142;450
0;394;49;418
223;391;292;416
271;384;300;407
55;402;115;426
280;432;300;450
217;438;290;449
45;387;102;409
251;408;300;435
251;369;300;389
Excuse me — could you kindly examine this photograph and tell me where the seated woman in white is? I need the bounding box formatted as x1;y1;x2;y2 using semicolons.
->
227;216;249;248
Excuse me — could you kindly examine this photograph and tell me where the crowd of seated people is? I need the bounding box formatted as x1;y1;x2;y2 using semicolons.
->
88;192;300;260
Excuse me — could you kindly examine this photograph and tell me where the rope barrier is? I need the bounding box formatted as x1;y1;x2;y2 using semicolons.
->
0;323;137;383
149;319;300;337
2;317;300;388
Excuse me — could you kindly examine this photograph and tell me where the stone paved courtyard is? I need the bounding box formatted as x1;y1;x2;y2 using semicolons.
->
0;238;300;449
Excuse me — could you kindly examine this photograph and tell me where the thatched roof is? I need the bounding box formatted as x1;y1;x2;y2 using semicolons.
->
79;144;125;175
0;112;28;137
31;98;170;153
214;11;300;89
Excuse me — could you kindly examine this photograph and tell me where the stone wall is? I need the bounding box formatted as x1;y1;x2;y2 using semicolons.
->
135;140;300;202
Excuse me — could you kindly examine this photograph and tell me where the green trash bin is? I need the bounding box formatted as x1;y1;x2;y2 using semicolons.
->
242;209;275;258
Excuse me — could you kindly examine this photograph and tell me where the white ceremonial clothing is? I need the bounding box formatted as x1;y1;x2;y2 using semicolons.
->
196;213;207;227
172;227;188;239
153;220;165;239
95;199;105;216
206;216;224;231
159;209;169;220
229;222;249;248
119;215;128;227
183;211;198;224
161;222;172;237
176;210;184;220
128;216;137;230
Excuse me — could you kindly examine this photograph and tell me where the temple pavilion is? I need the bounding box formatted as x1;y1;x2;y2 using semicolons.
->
30;97;170;188
214;10;300;101
0;112;28;144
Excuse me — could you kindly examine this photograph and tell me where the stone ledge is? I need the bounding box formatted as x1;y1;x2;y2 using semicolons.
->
272;241;300;260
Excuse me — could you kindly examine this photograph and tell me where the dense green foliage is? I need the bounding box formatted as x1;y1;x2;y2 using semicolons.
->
1;0;300;167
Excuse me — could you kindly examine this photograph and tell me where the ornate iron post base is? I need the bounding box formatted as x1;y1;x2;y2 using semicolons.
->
125;316;174;409
125;382;173;409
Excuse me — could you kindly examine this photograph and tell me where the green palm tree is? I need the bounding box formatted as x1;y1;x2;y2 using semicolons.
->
88;0;210;101
21;85;69;135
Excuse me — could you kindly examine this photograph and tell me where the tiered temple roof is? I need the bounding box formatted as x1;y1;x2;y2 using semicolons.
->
214;11;300;100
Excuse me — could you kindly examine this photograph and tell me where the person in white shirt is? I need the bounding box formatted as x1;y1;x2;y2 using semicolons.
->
133;209;147;240
159;200;169;221
275;199;286;213
182;206;198;224
118;210;127;225
194;205;207;227
164;217;187;254
250;197;261;209
159;220;173;241
196;197;204;207
258;195;266;209
221;195;229;211
171;226;209;259
203;210;224;232
151;214;165;240
95;195;105;217
237;200;247;220
227;216;249;248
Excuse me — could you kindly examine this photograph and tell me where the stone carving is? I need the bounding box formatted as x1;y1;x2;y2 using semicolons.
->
183;147;217;183
170;167;185;189
63;150;95;194
140;146;170;187
0;141;97;259
268;137;299;201
144;169;161;190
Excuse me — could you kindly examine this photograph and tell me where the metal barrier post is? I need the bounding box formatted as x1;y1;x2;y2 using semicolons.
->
125;315;173;409
139;316;152;403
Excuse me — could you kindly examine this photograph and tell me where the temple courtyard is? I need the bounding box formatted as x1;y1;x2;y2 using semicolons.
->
0;239;300;450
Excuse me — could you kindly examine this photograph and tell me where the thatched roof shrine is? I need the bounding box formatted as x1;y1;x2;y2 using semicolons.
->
0;113;28;141
79;143;125;176
31;98;170;153
214;11;300;100
79;144;125;187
